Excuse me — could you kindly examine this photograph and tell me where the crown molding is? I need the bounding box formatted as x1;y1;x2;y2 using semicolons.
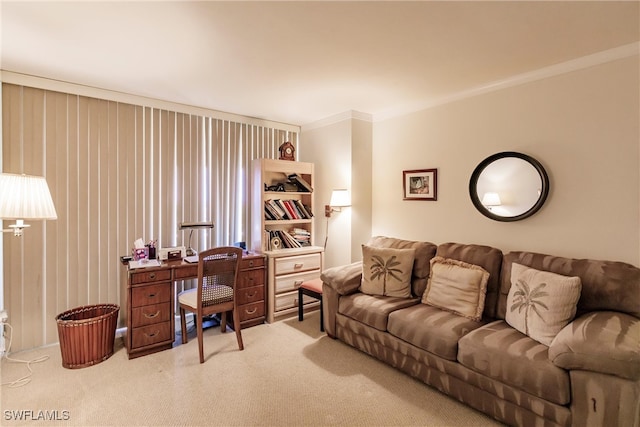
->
301;110;373;132
373;42;639;122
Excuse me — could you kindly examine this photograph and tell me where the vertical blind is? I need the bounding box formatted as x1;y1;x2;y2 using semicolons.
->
1;83;298;351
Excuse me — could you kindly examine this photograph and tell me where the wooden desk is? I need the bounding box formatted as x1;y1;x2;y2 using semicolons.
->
120;252;265;359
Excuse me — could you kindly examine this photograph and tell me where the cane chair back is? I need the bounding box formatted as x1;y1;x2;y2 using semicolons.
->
178;246;244;363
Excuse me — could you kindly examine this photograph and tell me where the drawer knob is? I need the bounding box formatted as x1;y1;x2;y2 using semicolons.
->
248;260;254;267
147;293;156;298
294;263;304;269
144;310;160;319
149;273;156;280
245;307;257;315
294;280;303;286
146;330;159;338
246;290;257;298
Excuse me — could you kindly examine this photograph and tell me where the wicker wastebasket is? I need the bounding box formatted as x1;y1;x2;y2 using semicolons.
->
56;304;119;369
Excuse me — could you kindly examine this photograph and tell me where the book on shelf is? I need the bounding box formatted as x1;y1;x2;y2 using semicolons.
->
266;199;287;219
265;199;313;220
294;200;313;218
282;200;299;220
287;173;313;192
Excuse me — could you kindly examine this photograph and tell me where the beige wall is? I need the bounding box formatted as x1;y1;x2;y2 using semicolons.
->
300;114;373;268
372;56;639;266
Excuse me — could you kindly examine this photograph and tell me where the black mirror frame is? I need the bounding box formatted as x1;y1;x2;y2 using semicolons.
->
469;151;550;222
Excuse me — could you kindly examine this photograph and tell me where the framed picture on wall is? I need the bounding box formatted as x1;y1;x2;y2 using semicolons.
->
403;169;438;201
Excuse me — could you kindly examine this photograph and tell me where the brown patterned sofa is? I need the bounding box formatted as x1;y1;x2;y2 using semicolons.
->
320;236;640;427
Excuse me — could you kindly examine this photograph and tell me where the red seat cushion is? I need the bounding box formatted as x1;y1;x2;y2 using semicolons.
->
300;278;323;294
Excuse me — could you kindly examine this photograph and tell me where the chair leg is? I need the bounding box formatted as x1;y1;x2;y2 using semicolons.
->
180;307;188;344
232;309;244;351
196;313;205;364
298;287;304;321
220;311;227;333
320;298;325;332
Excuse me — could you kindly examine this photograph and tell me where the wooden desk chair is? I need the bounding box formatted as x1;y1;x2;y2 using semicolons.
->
178;247;244;363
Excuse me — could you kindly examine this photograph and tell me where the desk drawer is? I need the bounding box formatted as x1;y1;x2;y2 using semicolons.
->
131;269;171;285
274;253;321;275
131;283;171;308
238;285;264;305
239;269;264;289
131;322;172;349
174;265;198;280
132;302;171;327
241;256;265;270
275;270;320;294
238;301;264;321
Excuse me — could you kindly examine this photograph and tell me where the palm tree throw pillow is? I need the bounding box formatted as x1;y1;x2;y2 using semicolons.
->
361;245;416;298
505;263;582;346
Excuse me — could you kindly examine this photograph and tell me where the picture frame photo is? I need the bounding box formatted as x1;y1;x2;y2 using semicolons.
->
403;169;438;201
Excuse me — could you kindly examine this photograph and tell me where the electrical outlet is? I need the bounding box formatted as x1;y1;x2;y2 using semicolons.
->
0;310;7;323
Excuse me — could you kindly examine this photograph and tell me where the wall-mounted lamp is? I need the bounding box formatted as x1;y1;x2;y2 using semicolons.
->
325;189;351;218
179;221;214;256
0;173;58;236
481;192;502;211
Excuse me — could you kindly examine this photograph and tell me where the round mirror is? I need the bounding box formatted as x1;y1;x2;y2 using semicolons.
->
469;151;549;222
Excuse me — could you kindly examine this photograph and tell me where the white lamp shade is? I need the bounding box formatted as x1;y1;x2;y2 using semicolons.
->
481;192;502;207
0;173;58;220
329;189;351;207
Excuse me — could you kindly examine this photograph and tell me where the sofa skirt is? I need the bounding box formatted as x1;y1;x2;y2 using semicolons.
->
335;313;571;427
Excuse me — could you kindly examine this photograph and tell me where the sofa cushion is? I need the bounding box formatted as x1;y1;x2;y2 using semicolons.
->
388;304;488;361
367;236;437;297
361;245;415;298
505;263;581;346
458;320;571;405
549;311;640;380
436;243;502;319
422;256;489;321
498;251;640;320
338;293;419;331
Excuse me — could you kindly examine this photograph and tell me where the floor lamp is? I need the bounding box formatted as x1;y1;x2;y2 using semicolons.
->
0;173;58;358
0;173;58;236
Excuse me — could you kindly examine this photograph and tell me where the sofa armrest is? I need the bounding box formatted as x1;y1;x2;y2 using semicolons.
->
320;261;363;296
549;311;640;380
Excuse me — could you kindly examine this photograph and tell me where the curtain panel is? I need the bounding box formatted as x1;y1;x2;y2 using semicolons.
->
1;83;297;351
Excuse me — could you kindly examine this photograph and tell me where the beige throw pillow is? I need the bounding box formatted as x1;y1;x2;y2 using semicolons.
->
422;257;489;321
361;245;415;298
505;263;582;346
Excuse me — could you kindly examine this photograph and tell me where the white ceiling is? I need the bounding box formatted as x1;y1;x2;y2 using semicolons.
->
2;1;639;127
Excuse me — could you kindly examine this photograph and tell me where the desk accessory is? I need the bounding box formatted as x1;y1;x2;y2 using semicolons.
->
179;221;214;256
158;246;186;261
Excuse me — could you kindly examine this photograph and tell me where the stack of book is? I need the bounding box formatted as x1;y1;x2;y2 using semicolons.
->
263;229;310;250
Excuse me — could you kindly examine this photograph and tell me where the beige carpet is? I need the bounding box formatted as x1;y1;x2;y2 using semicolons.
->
1;311;502;426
